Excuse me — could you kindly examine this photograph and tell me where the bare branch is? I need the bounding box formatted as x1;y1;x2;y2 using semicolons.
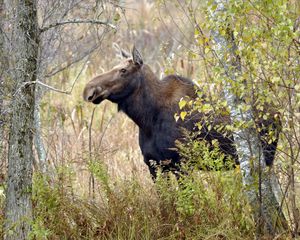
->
35;80;72;94
40;19;116;33
44;43;98;78
28;58;88;95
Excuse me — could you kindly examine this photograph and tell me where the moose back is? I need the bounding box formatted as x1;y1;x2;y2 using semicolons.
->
83;47;278;178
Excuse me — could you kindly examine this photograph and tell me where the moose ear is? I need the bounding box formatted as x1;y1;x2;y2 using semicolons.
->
132;46;143;66
121;49;130;58
112;42;130;59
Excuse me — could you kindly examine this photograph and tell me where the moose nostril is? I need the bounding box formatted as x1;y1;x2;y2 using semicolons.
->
86;89;96;101
85;86;102;102
87;93;95;101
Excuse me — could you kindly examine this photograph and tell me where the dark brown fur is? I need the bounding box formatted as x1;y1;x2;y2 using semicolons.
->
83;47;277;178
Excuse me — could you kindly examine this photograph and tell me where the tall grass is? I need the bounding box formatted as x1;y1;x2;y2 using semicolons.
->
30;163;255;240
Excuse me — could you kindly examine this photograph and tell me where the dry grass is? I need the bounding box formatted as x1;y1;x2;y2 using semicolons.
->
1;0;299;239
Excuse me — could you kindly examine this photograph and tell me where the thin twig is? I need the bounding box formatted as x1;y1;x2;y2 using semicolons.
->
40;19;116;33
44;42;100;78
88;107;96;199
32;58;88;94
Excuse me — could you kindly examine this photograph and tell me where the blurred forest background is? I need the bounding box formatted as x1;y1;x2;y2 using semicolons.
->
1;0;300;239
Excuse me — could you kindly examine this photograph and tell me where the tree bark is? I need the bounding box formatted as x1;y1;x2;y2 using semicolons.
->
4;0;38;239
211;0;288;237
0;0;5;160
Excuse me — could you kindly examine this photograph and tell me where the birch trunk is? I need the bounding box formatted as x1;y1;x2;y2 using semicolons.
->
4;0;38;239
211;0;288;237
34;85;47;173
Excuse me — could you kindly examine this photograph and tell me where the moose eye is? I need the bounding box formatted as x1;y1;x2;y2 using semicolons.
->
120;68;127;73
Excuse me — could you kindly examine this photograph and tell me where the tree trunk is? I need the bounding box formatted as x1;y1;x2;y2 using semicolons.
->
4;0;38;239
0;0;5;160
34;85;47;173
211;0;288;237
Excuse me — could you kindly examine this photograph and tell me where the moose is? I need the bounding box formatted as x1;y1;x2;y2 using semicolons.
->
83;47;279;179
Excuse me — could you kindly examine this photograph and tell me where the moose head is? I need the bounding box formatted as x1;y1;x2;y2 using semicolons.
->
83;47;144;104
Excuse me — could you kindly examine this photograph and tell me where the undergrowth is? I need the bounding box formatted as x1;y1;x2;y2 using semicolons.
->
30;159;255;240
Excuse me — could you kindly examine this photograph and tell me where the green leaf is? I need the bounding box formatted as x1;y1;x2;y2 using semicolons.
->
113;12;121;22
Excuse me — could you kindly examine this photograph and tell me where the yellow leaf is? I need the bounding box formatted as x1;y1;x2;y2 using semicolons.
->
263;114;268;120
179;99;187;110
180;111;187;120
212;139;218;146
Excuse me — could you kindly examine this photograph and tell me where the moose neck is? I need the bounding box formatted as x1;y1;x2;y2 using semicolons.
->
118;65;166;131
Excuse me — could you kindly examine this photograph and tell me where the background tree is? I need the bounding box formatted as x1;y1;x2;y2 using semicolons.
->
33;0;117;171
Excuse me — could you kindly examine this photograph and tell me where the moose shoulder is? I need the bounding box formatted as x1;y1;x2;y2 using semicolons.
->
83;47;278;179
